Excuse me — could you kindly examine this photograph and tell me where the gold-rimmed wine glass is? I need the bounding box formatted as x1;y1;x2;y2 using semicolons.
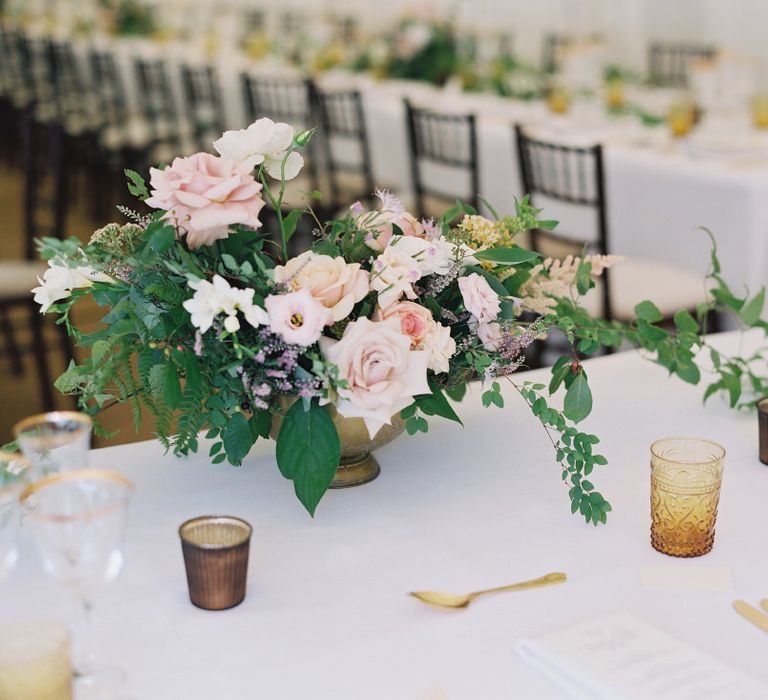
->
0;452;28;580
21;469;133;699
14;412;93;479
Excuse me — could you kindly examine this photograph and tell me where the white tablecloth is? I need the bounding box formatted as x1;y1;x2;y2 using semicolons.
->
4;330;768;699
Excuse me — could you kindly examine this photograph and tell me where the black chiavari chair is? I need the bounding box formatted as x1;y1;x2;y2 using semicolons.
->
404;99;480;219
180;64;226;153
0;117;73;409
514;124;713;332
313;88;373;209
648;41;716;87
134;57;182;162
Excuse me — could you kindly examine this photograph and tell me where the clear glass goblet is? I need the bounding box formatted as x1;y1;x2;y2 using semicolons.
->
14;412;93;479
0;452;29;580
21;469;133;699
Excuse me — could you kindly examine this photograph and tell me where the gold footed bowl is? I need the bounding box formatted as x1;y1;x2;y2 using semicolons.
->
270;400;406;489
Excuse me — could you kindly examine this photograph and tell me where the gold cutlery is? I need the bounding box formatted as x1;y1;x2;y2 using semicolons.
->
409;572;566;610
759;599;768;614
733;600;768;633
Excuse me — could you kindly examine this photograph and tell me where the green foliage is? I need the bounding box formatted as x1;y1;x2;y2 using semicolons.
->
275;400;341;516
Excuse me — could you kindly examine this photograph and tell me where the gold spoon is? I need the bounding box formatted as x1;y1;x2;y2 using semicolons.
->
409;572;567;610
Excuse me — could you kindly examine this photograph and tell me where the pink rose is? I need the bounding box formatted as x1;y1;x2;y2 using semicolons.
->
274;251;369;323
145;153;265;249
476;321;504;351
458;273;501;323
320;317;430;438
374;301;432;345
264;288;332;346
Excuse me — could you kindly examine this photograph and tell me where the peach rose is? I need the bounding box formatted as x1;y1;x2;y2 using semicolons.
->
458;273;501;323
145;153;265;249
374;301;432;345
364;212;426;252
264;288;332;346
320;317;430;438
273;251;369;323
374;301;456;374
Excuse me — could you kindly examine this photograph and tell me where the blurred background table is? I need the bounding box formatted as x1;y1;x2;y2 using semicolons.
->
3;330;767;699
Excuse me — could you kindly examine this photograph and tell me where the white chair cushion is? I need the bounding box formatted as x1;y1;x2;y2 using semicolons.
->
581;258;708;320
0;261;46;300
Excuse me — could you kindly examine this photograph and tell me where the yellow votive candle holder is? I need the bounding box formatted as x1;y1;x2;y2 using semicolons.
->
751;94;768;129
0;621;72;700
650;437;725;557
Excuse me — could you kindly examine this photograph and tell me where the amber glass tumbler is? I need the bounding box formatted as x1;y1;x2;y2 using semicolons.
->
179;516;252;610
758;398;768;465
650;437;725;557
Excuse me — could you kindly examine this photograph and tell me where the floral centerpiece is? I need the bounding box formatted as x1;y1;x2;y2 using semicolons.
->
30;117;768;523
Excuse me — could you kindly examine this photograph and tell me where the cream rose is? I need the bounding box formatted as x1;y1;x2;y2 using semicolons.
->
320;317;430;438
273;251;369;323
423;322;456;374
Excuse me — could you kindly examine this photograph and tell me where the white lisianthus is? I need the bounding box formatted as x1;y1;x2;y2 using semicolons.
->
370;245;422;309
32;260;113;313
388;235;454;277
212;117;304;180
183;275;268;334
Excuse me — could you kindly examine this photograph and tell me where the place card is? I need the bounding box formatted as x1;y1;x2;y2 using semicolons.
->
515;610;768;699
639;564;734;591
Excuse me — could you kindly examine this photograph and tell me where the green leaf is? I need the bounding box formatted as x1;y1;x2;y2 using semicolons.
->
472;247;540;266
721;372;742;408
124;169;149;200
275;401;340;516
563;372;592;423
635;300;663;323
415;378;463;426
148;226;176;254
740;288;765;326
222;412;256;466
282;210;304;243
445;383;467;402
250;410;272;439
549;356;571;395
163;363;182;409
673;309;699;334
220;253;238;270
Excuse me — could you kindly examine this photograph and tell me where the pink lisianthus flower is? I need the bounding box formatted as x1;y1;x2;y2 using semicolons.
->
145;153;265;249
458;273;501;323
264;288;332;346
320;317;430;438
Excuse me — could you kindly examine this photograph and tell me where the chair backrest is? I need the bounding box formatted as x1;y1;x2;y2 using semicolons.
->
22;116;67;259
514;123;612;319
404;99;479;219
47;40;90;127
134;57;180;147
313;88;373;206
180;64;225;152
18;35;54;114
648;41;716;87
89;49;128;127
542;33;571;73
330;15;357;44
241;74;318;188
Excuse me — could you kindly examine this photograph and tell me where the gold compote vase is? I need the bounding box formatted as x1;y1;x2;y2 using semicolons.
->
270;399;406;488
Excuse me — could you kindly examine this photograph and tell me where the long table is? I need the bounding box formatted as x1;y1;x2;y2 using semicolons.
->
4;330;768;698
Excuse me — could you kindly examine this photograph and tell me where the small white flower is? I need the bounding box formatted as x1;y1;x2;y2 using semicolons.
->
32;260;112;313
213;117;304;180
389;236;454;277
183;275;268;334
370;245;422;309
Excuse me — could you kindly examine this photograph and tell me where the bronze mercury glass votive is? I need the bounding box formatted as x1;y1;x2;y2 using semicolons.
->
758;398;768;465
650;437;725;557
179;516;252;610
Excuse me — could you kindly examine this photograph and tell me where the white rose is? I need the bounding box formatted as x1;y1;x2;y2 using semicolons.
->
274;251;369;323
213;117;304;180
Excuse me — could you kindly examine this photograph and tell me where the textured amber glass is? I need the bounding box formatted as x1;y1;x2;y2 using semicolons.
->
650;437;725;557
758;398;768;465
752;95;768;129
667;100;695;138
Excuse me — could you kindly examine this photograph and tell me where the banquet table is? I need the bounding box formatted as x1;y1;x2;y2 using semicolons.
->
4;330;768;699
75;35;768;295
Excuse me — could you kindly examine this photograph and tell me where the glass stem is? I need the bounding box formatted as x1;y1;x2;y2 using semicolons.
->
73;592;96;677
